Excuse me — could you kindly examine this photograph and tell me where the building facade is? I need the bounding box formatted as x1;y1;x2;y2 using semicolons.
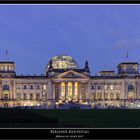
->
0;54;140;109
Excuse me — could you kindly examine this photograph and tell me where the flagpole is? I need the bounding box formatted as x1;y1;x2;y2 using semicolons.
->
6;50;8;61
126;50;128;60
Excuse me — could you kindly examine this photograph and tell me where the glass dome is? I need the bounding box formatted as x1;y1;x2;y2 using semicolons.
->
46;54;79;71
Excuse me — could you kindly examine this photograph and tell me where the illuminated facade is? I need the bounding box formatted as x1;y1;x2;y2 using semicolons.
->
0;54;140;109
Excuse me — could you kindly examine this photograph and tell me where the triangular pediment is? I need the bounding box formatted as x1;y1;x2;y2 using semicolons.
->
55;70;88;79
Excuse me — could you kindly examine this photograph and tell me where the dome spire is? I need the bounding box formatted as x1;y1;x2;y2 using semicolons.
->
84;60;90;73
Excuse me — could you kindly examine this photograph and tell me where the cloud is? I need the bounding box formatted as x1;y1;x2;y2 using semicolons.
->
115;38;140;49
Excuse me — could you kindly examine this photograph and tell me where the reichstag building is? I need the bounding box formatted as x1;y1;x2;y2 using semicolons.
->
0;54;139;109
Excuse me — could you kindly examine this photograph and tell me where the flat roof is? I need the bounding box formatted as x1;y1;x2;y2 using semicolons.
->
118;62;139;65
0;61;15;64
99;71;115;73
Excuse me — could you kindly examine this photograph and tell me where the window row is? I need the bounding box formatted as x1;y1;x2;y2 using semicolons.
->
16;93;46;100
0;66;14;71
17;84;47;90
90;92;120;100
91;84;120;90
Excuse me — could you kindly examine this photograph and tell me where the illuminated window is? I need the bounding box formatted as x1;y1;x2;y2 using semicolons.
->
104;85;107;90
43;85;47;90
43;92;45;95
5;66;7;71
128;92;134;100
68;82;72;99
61;82;65;97
110;85;113;90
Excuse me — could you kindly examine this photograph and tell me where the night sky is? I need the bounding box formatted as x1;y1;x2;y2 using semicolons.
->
0;4;140;75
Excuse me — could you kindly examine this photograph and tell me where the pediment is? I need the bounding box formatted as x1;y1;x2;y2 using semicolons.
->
55;70;88;79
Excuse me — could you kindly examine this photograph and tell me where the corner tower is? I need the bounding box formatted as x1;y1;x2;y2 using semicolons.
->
0;61;16;77
117;62;139;77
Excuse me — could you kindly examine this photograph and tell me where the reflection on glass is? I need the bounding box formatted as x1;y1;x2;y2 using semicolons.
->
46;54;79;71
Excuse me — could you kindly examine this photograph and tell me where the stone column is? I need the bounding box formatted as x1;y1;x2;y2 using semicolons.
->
52;82;55;100
137;82;140;99
87;82;90;101
65;82;68;101
78;83;82;101
13;81;16;100
84;83;87;100
135;81;137;99
121;81;126;99
10;84;12;100
72;82;75;100
101;83;104;100
59;82;61;100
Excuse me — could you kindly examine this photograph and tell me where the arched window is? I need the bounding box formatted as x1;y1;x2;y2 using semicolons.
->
36;93;40;100
3;85;10;91
61;82;65;97
23;93;27;100
116;93;120;100
23;85;27;89
3;94;8;100
30;93;33;100
68;82;72;99
4;103;8;108
110;93;113;100
91;85;95;90
105;93;107;100
97;93;101;100
16;93;21;100
36;85;40;90
128;85;134;92
97;85;101;90
30;85;34;90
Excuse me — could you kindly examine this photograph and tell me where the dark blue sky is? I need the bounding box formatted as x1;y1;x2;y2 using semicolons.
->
0;5;140;75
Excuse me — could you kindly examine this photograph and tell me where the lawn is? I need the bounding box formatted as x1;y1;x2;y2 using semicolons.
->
0;109;140;128
31;109;140;128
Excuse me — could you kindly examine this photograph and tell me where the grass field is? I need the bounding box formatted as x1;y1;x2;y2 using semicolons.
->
31;109;140;128
1;109;140;128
